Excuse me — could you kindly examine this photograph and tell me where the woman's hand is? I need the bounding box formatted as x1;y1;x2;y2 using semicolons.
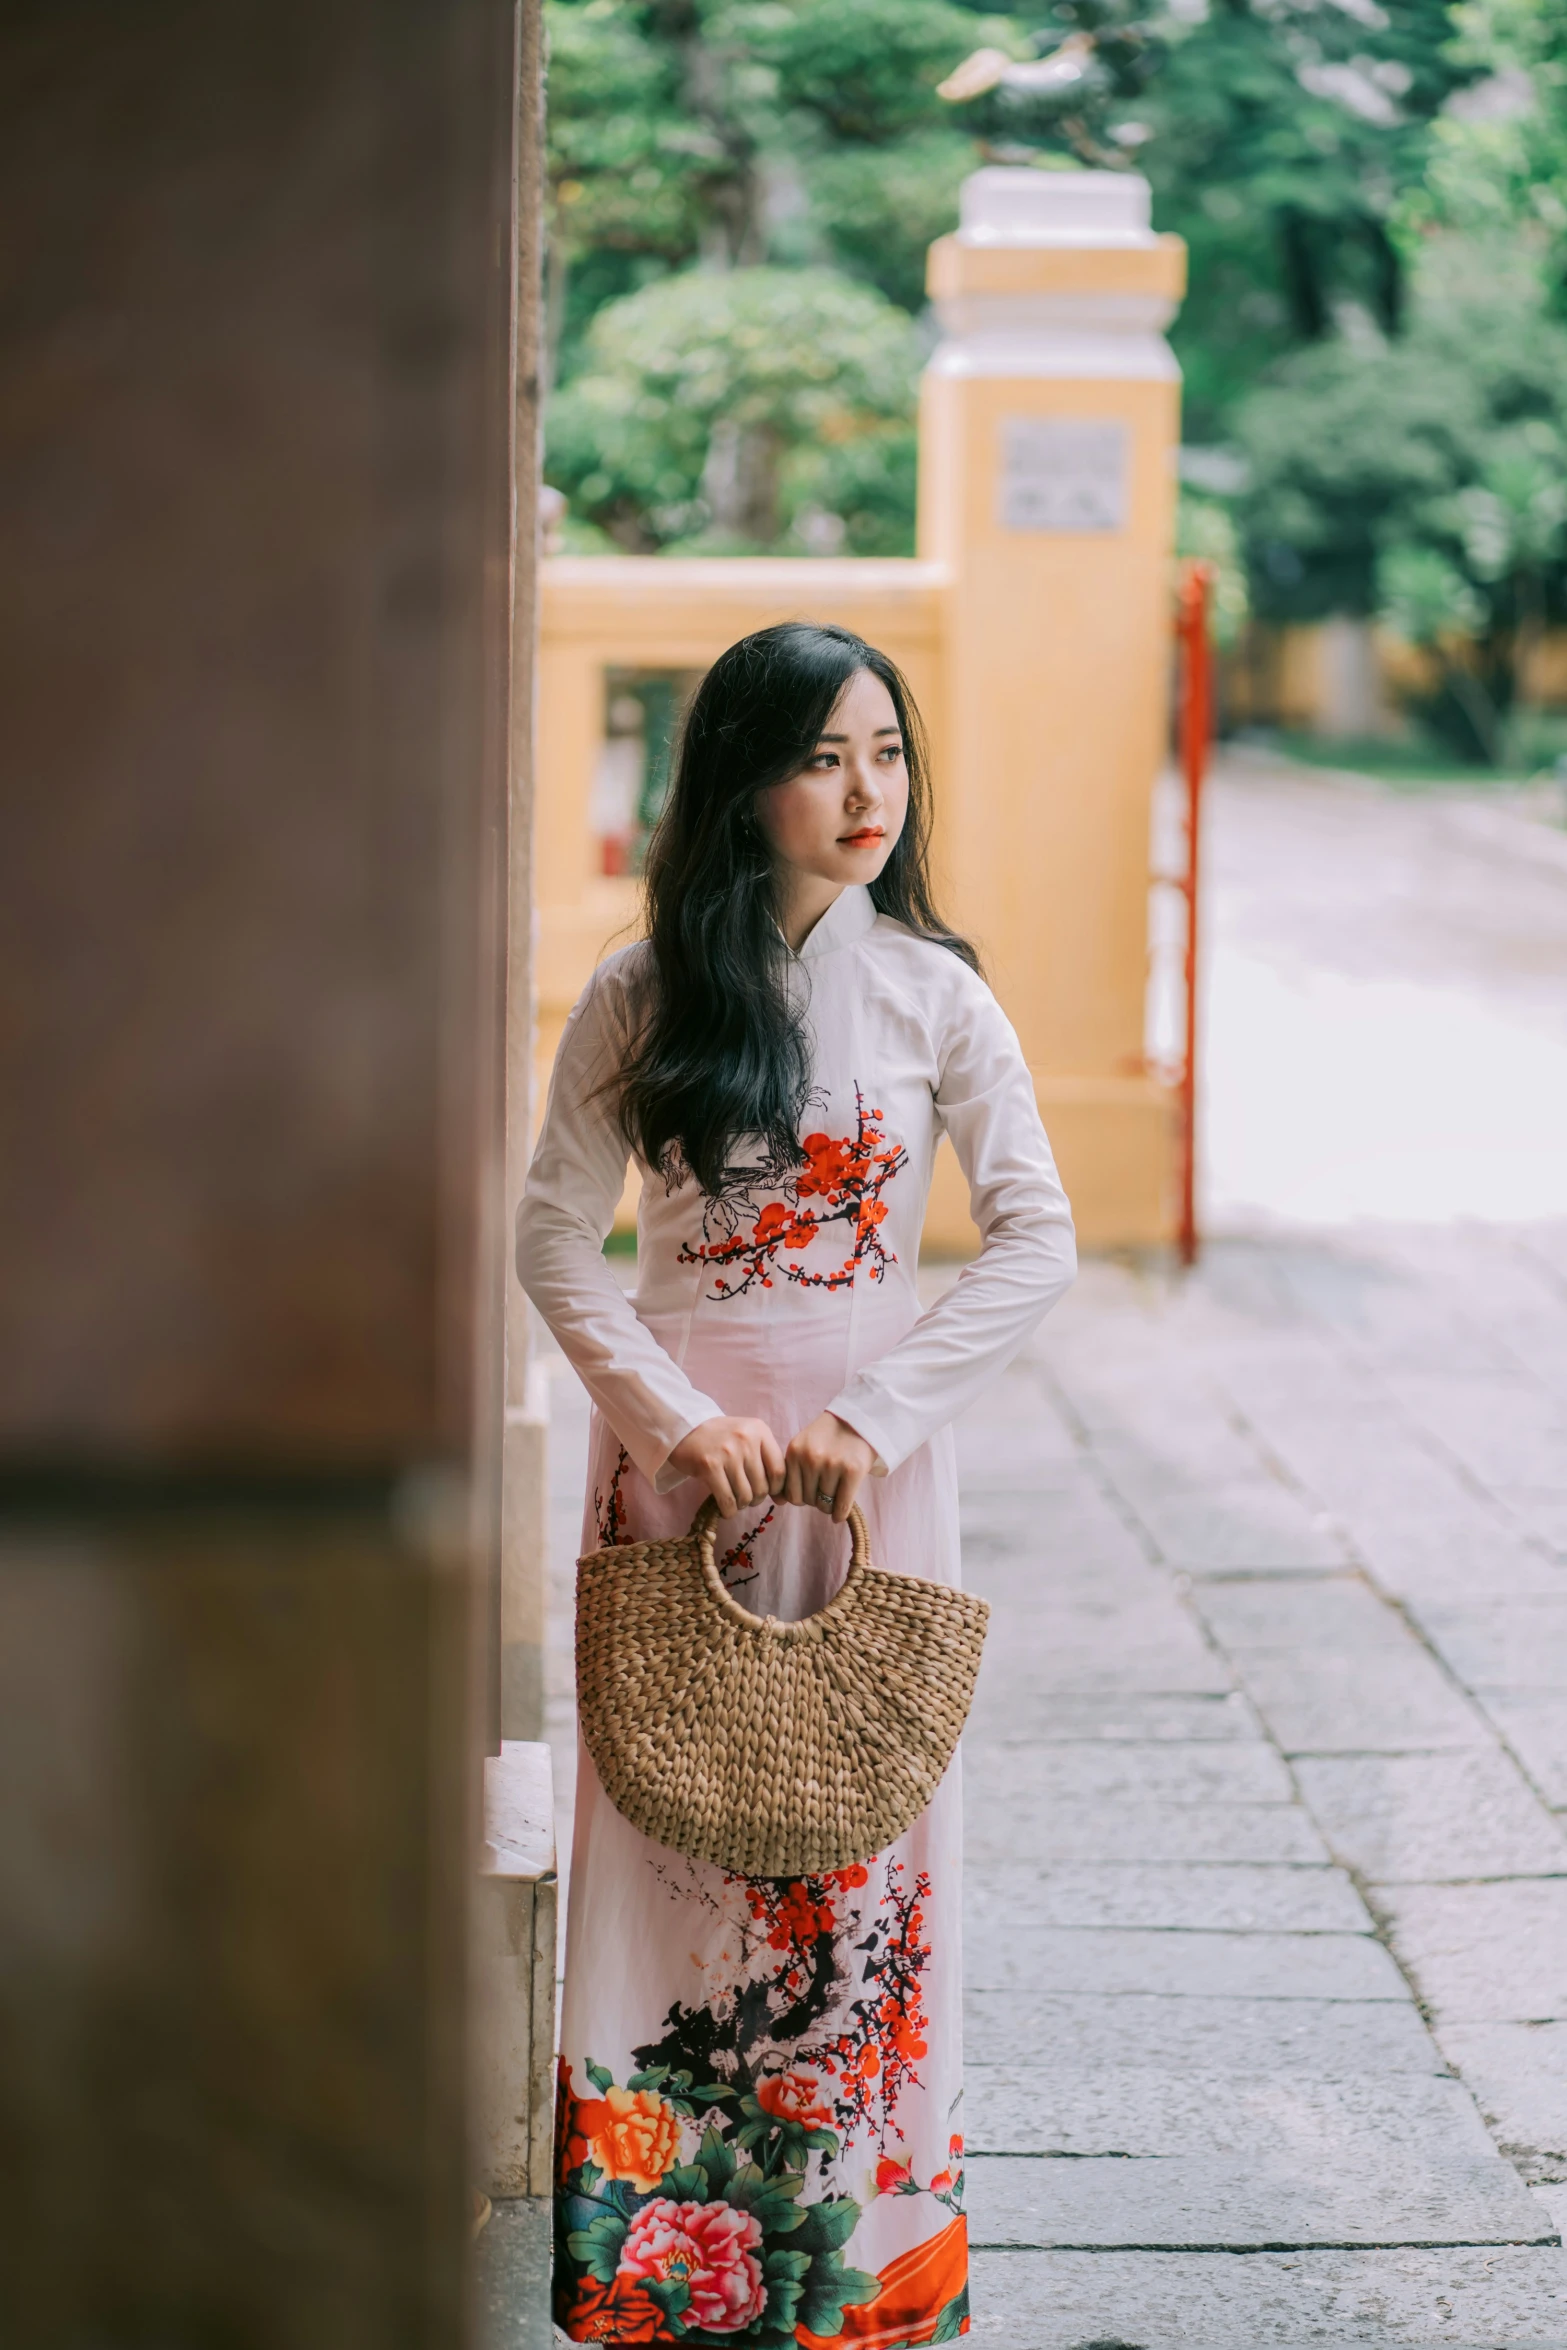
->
782;1412;879;1525
667;1416;785;1518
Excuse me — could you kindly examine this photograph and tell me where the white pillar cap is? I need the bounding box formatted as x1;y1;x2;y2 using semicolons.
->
959;167;1155;249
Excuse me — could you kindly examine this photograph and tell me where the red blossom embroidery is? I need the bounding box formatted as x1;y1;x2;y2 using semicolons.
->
718;1502;774;1594
593;1445;631;1547
678;1086;907;1302
876;2154;916;2195
801;1859;933;2145
721;1857;935;2152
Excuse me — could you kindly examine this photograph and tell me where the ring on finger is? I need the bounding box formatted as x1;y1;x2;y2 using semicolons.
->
814;1486;835;1512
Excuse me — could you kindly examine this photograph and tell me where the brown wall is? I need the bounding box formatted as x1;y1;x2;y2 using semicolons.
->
0;2;529;2339
0;0;515;1468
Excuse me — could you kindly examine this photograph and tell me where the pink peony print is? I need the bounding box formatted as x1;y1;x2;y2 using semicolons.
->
617;2198;766;2333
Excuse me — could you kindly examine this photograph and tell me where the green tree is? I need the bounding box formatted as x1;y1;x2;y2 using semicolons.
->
545;267;922;551
543;2;1503;567
1236;279;1567;758
543;0;1008;370
926;1;1478;437
1404;0;1567;308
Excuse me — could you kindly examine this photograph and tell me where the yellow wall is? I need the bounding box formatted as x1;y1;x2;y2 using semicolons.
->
536;171;1188;1251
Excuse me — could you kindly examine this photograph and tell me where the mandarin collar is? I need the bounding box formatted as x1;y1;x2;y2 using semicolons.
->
793;885;878;964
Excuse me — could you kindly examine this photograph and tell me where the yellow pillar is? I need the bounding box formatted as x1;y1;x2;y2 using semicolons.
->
919;171;1187;1250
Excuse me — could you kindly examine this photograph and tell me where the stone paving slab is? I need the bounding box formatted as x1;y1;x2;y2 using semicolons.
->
1536;2181;1567;2238
1045;1371;1258;1454
962;1861;1370;1934
1215;1411;1451;1508
1291;1753;1567;1883
971;1583;1192;1636
1439;2023;1567;2177
1383;1374;1567;1492
1439;2020;1567;2142
1471;1688;1567;1807
953;1388;1080;1457
1122;1485;1350;1572
964;2151;1554;2250
1196;1575;1413;1652
478;2199;552;2350
963;1691;1263;1745
1498;1489;1567;1559
959;1488;1154;1567
964;1736;1297;1807
960;1794;1330;1864
953;1451;1100;1501
1374;1883;1567;2025
1387;1253;1567;1388
1074;1443;1274;1505
1412;1600;1567;1688
1237;1467;1562;1612
1228;1649;1490;1754
974;1585;1214;1641
965;2068;1500;2162
966;1552;1183;1608
965;2244;1567;2345
1345;1509;1567;1602
976;1624;1232;1700
1264;1262;1534;1374
962;1992;1441;2075
1187;1331;1391;1409
962;1927;1401;2002
955;1466;1109;1520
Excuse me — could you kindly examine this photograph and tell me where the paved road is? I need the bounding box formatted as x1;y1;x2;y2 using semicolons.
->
539;766;1567;2346
1199;750;1567;1229
951;1231;1567;2346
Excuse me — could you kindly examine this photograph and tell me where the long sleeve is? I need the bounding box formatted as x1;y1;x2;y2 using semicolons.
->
824;973;1076;1474
515;958;723;1490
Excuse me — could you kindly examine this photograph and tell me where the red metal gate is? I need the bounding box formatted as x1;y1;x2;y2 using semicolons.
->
1169;561;1215;1267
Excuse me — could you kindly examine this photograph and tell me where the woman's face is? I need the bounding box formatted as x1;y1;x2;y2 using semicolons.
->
754;668;909;891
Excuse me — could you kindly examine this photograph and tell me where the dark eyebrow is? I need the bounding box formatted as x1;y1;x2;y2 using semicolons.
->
816;727;904;741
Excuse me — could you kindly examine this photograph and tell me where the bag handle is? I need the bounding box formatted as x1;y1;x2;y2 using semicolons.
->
691;1494;872;1639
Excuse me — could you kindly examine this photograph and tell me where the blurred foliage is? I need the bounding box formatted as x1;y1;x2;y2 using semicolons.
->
543;0;1015;364
545;2;1479;423
1141;1;1478;438
547;268;921;551
783;429;922;559
1177;494;1249;649
937;0;1478;435
1238;276;1567;759
1402;0;1567;299
543;0;1567;765
805;130;979;314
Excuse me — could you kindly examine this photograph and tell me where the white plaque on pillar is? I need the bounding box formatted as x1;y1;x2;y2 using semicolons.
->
999;418;1128;533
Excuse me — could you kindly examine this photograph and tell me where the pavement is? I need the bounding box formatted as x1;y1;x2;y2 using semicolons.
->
1197;749;1567;1228
951;1231;1567;2347
534;756;1567;2347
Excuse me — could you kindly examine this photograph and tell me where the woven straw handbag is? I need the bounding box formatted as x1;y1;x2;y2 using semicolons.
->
575;1496;989;1878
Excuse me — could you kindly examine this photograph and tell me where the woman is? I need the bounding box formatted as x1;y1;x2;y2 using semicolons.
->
518;621;1076;2347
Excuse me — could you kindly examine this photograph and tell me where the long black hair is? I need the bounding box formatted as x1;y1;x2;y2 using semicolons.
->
616;621;977;1195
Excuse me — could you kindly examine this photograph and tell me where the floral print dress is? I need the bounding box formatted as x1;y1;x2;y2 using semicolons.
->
517;886;1076;2348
